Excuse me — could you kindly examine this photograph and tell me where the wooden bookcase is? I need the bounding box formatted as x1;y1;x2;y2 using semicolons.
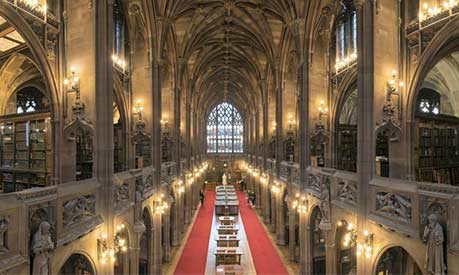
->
0;112;51;192
415;113;459;185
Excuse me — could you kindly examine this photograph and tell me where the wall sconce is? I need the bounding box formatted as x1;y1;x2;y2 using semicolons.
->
160;115;169;129
318;100;329;121
272;122;277;133
338;221;357;249
155;197;169;214
98;224;128;264
64;66;81;101
356;230;374;258
133;99;144;119
292;193;307;214
287;115;296;131
260;174;268;184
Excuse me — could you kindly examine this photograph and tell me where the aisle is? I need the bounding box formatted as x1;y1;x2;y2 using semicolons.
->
237;192;288;275
174;191;215;275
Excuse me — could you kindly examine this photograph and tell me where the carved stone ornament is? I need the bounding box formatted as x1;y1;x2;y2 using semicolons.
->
62;195;96;229
376;192;412;221
0;218;9;254
31;221;54;275
64;98;94;142
308;173;321;192
423;213;447;275
318;175;331;229
114;181;130;211
376;98;402;142
337;180;357;204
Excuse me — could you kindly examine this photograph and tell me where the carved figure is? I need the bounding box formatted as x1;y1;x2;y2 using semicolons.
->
31;221;54;275
423;214;446;275
222;173;227;186
319;178;331;224
0;219;8;253
376;192;412;220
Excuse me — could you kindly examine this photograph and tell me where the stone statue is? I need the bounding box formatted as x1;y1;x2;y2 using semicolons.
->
319;178;331;226
0;219;8;253
423;214;446;275
222;173;227;186
31;221;54;275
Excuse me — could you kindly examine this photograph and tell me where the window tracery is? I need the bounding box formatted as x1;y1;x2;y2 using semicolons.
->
207;102;243;153
16;87;49;114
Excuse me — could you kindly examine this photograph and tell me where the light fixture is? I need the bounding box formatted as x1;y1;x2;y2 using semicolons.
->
418;1;458;22
155;197;169;214
356;230;374;258
98;224;128;264
16;0;48;16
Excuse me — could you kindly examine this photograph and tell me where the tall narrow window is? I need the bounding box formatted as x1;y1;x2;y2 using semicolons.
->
206;102;244;153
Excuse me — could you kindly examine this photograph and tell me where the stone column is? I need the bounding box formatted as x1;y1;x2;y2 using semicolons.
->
276;186;286;245
325;229;337;275
288;209;297;261
171;195;179;246
95;0;114;274
298;61;310;188
162;209;171;262
129;246;140;275
152;213;162;274
152;59;162;186
270;187;277;232
354;0;375;274
263;180;270;223
276;83;284;177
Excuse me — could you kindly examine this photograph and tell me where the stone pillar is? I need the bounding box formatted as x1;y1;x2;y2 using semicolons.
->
288;210;297;261
298;61;310;188
162;209;171;262
354;1;375;274
152;59;162;186
171;196;179;246
270;187;277;232
185;177;192;224
95;0;114;274
276;187;286;245
263;181;270;223
325;229;337;275
152;213;162;274
129;246;140;275
256;178;262;209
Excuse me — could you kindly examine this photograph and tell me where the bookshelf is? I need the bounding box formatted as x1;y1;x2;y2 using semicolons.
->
0;113;51;192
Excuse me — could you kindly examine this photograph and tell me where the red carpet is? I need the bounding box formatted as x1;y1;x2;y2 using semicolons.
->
174;191;215;275
238;192;288;275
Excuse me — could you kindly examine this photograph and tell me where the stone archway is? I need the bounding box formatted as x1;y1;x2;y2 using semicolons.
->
374;246;422;275
310;206;326;275
139;208;152;275
59;253;95;275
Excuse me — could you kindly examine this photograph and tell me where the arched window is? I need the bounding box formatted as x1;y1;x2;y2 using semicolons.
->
417;89;440;115
207;102;244;153
334;1;357;71
113;0;127;62
16;87;49;114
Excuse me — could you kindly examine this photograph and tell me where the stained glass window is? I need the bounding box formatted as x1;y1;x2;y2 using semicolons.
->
16;87;49;114
335;2;357;62
207;102;244;153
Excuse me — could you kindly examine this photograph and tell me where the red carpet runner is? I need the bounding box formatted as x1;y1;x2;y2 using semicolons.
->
238;192;288;275
174;191;215;275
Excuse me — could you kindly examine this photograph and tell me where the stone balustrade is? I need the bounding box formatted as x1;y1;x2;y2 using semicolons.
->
245;154;459;254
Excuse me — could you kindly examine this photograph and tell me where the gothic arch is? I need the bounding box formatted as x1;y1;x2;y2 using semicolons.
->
372;244;424;275
58;251;96;275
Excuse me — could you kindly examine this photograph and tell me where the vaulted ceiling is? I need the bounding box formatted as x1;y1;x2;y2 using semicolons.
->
152;0;317;115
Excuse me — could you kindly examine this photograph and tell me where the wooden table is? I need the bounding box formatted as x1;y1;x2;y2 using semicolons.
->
216;264;244;275
216;234;240;247
214;248;243;265
217;225;239;235
215;200;239;216
219;216;236;225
